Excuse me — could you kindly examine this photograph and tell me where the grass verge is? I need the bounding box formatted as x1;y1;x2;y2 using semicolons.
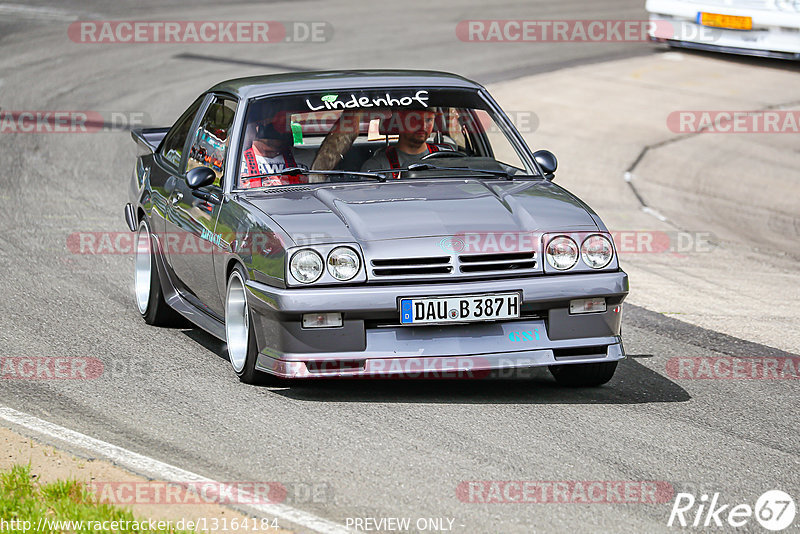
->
0;463;191;532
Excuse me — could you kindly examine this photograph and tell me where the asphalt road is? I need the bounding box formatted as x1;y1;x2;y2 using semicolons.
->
0;1;798;533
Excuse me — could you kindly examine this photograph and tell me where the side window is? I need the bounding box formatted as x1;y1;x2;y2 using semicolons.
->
159;96;204;170
186;96;237;187
472;109;527;170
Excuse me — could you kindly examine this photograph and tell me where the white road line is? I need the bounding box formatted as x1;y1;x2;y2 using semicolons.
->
641;206;669;222
0;405;352;534
0;3;78;21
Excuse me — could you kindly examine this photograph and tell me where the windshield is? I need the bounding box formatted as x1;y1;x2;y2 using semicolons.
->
236;87;536;189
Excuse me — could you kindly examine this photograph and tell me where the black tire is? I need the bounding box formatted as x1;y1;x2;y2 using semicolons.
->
549;361;618;387
224;265;280;385
135;220;181;326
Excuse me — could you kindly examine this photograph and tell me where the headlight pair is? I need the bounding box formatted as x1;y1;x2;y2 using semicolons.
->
545;234;614;271
290;247;361;284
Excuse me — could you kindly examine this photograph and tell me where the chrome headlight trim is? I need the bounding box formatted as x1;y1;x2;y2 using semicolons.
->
581;234;614;269
327;246;361;281
546;235;579;271
289;249;324;284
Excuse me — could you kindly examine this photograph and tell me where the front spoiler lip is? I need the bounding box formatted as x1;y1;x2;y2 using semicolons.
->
255;341;624;379
652;37;800;60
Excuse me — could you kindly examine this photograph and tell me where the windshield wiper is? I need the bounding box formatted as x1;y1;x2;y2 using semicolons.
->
372;163;541;180
249;167;387;182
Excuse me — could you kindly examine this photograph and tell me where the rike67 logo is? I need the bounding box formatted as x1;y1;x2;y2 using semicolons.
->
669;490;796;531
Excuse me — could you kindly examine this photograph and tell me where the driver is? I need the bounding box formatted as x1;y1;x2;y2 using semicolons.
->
361;108;451;177
240;122;307;188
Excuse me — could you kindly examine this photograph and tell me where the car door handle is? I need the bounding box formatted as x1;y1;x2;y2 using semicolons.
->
171;192;183;205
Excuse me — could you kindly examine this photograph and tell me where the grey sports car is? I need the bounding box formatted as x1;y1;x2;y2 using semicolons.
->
125;70;628;386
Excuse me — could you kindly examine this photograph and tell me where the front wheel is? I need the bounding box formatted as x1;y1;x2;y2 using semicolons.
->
549;361;618;387
225;265;278;385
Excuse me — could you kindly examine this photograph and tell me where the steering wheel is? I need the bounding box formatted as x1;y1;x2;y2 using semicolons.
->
421;150;468;160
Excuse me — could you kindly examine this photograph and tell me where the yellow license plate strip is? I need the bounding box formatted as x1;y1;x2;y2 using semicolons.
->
698;12;753;30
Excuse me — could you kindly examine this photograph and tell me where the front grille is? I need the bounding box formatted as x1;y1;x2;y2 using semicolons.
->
370;251;538;279
371;256;453;277
459;251;536;273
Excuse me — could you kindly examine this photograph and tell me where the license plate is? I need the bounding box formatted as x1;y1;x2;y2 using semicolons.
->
698;12;752;30
400;292;521;325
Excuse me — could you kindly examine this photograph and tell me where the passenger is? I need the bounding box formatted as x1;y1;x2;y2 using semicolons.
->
361;108;450;176
240;122;307;188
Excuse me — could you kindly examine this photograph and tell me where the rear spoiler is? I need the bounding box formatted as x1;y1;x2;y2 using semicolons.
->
131;127;170;153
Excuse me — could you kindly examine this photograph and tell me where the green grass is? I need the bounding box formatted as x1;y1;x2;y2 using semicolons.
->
0;464;192;533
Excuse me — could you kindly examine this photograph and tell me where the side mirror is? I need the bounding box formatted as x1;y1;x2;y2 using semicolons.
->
533;150;557;181
185;166;216;189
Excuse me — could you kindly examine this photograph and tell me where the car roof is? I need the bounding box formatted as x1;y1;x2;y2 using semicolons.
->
208;70;485;99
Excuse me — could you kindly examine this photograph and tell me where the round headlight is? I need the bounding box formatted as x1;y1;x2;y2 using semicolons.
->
290;249;323;283
327;247;360;281
581;234;614;269
546;236;578;270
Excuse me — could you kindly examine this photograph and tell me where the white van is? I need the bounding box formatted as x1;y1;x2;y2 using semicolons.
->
646;0;800;59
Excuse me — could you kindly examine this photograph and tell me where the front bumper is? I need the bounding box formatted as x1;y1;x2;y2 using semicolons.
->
646;0;800;59
245;271;628;378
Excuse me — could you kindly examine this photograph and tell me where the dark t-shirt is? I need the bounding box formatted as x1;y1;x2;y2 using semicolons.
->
361;147;430;172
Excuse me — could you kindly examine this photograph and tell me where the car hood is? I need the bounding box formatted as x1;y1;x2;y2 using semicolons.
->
244;180;599;245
